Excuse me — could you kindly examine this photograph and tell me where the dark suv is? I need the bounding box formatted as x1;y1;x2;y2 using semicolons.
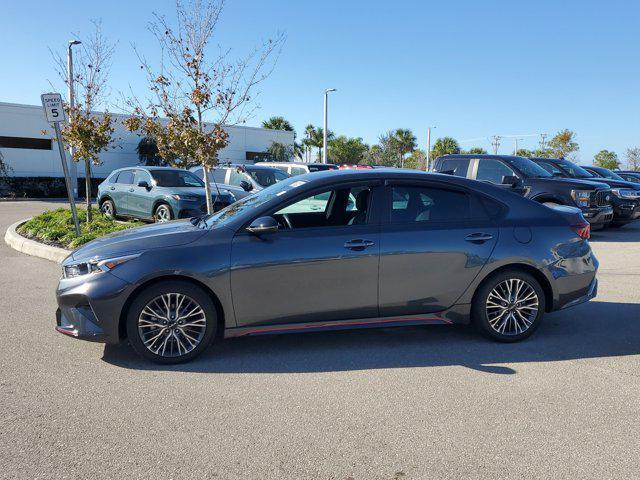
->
531;158;640;227
433;155;614;229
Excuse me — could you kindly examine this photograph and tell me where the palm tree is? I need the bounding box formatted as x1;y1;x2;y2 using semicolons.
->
431;137;461;160
262;116;303;160
391;129;417;167
303;125;333;162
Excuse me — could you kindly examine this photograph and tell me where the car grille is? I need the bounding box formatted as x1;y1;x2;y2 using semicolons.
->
591;190;611;206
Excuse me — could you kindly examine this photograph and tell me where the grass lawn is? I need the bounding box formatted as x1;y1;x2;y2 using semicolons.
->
18;207;143;249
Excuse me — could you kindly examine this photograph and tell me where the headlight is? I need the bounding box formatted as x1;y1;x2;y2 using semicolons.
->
570;189;593;207
171;194;200;202
610;188;640;199
63;254;140;278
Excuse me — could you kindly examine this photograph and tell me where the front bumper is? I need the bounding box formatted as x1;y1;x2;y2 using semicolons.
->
611;198;640;224
55;271;133;344
580;205;613;226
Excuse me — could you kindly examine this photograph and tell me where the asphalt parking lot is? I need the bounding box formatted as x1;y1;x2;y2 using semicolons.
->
1;200;639;479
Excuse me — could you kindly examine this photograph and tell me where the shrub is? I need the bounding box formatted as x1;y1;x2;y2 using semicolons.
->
18;207;142;249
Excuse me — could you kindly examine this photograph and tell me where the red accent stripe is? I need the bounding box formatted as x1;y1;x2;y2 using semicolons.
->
239;316;451;336
55;326;78;337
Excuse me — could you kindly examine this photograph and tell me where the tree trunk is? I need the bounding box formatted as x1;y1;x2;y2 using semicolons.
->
85;158;92;223
203;164;214;214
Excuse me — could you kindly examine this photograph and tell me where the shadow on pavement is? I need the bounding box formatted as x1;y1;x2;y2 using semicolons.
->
590;223;640;242
102;300;640;375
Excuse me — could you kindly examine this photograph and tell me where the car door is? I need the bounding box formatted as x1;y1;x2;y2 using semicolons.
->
378;181;499;317
112;169;135;215
230;181;383;327
127;170;154;219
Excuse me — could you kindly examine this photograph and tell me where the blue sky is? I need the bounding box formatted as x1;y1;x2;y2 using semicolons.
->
1;0;638;164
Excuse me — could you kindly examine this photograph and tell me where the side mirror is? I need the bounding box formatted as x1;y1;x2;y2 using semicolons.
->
138;180;150;189
502;175;520;187
239;180;253;192
246;216;278;235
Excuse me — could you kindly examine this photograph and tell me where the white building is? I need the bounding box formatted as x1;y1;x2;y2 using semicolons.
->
0;101;294;182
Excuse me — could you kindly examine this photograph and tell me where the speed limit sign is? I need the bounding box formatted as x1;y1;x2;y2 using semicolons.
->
41;93;66;123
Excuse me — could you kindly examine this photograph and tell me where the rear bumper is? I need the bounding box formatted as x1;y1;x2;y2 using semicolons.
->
559;277;597;310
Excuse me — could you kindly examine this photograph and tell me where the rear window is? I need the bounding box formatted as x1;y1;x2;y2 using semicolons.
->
308;164;338;172
438;158;470;177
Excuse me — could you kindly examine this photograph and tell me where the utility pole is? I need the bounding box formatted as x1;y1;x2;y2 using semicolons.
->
426;126;435;171
322;88;336;164
67;40;81;199
491;135;502;154
514;138;521;155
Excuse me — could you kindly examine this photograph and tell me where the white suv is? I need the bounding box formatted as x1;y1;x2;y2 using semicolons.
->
190;164;290;200
259;162;338;176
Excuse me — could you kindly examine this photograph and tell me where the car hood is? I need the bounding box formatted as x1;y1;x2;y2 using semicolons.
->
67;220;207;263
527;177;610;190
584;178;638;189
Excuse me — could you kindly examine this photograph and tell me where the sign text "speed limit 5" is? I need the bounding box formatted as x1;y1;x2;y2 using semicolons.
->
41;93;66;123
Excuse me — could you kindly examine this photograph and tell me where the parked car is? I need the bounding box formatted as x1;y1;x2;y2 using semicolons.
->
57;169;598;363
530;158;640;227
97;167;234;223
258;162;338;176
433;154;614;229
615;171;640;184
339;164;374;169
190;164;290;199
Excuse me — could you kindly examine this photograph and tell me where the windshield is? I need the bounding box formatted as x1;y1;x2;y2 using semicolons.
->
247;168;289;187
151;169;204;187
505;157;552;178
554;159;594;179
592;167;625;181
203;176;305;228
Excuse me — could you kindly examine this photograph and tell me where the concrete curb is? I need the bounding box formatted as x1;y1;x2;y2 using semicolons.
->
4;219;71;264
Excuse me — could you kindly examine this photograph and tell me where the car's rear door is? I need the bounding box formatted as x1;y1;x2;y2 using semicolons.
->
230;181;383;327
127;169;154;219
112;169;135;215
378;180;499;316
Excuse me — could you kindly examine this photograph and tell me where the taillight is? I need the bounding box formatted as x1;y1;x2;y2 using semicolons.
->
571;222;590;240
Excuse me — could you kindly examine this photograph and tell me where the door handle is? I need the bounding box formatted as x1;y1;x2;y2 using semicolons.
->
110;186;115;191
344;239;375;251
464;233;494;243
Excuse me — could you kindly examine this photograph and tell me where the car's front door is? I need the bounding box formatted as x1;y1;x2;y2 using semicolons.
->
128;170;154;219
378;181;499;316
230;182;382;327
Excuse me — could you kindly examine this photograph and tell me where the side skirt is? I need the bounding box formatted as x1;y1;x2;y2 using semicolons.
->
223;310;469;339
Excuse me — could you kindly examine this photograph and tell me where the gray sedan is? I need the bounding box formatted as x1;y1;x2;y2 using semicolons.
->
56;169;598;363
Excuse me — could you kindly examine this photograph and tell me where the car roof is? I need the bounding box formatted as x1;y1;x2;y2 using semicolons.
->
113;166;191;173
438;154;530;161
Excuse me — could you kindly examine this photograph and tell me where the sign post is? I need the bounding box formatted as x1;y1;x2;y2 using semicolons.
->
41;93;81;236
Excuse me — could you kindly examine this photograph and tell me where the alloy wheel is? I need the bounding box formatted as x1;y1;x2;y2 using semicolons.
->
485;278;539;336
138;293;207;357
101;202;113;216
155;205;171;223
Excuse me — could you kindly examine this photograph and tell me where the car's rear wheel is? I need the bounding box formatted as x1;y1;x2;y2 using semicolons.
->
154;203;173;223
472;270;545;342
126;281;217;363
101;199;116;218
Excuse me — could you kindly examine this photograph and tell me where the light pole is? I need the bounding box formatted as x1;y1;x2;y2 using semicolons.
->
426;126;436;171
322;88;336;164
67;40;81;198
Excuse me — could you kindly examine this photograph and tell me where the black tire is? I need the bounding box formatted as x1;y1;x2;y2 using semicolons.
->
154;203;173;223
100;198;116;218
126;280;217;364
472;270;546;342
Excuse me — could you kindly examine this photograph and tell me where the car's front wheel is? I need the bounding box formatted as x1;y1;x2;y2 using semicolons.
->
126;281;217;363
472;270;545;342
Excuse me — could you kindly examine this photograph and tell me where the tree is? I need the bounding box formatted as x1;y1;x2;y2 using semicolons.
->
266;141;294;162
302;125;332;162
548;129;579;161
262;116;301;159
624;147;640;171
362;131;398;167
390;128;417;167
136;137;167;166
124;0;284;214
403;149;427;170
593;150;620;170
52;22;117;222
327;136;369;164
515;148;535;157
0;150;10;178
430;137;460;159
467;147;487;155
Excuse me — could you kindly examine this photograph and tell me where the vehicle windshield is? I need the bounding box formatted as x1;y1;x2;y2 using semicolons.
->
247;168;289;187
593;167;625;181
505;157;552;178
203;176;305;228
554;159;595;179
150;169;204;187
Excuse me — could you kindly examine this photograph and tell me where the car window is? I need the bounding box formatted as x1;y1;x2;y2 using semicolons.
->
210;168;227;183
248;168;289;187
553;159;594;178
150;169;204;187
439;158;470;177
273;185;372;228
390;185;474;223
133;170;152;185
290;166;307;176
229;169;249;187
537;160;564;176
476;160;516;184
115;170;134;184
